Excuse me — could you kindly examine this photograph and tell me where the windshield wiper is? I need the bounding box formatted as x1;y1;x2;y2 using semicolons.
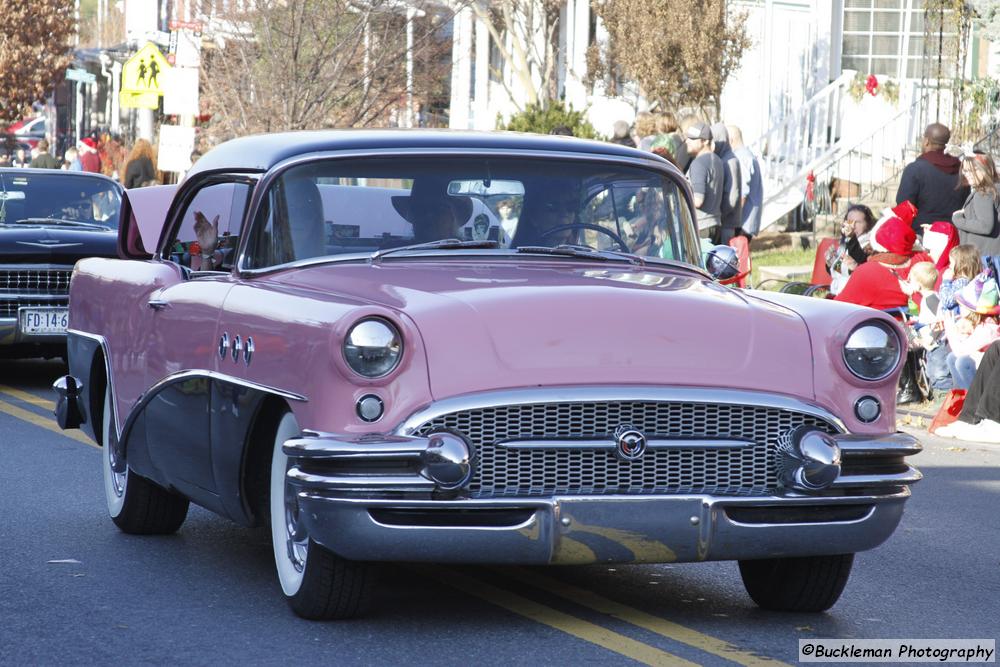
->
516;244;644;266
370;238;499;264
14;217;108;230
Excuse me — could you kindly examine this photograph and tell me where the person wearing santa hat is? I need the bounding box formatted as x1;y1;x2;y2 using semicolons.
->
920;220;961;290
78;137;102;174
834;202;932;310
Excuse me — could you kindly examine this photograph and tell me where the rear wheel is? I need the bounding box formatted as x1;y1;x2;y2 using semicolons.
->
102;384;189;534
738;554;854;612
269;410;374;620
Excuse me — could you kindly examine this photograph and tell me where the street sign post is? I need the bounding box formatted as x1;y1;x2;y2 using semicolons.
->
65;68;97;85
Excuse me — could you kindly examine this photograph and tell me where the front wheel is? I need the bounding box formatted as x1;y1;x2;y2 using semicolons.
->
269;410;374;620
102;384;189;534
738;554;854;612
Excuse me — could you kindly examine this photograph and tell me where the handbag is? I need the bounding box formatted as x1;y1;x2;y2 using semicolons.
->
928;389;967;434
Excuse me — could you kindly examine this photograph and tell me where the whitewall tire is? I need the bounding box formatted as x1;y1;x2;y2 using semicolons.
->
269;409;374;619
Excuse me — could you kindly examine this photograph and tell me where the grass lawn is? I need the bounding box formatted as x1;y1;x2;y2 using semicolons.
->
749;246;817;288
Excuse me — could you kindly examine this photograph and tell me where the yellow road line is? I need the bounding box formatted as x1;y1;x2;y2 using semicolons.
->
414;566;697;666
0;384;56;410
502;567;790;667
0;397;98;450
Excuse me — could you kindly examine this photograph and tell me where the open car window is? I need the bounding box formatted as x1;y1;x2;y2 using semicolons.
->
166;181;251;272
244;157;700;270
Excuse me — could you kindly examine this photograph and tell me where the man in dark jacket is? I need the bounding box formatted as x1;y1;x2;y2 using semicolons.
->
895;123;968;235
711;123;742;243
29;140;61;169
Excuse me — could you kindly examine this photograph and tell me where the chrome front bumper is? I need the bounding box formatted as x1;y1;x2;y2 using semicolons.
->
285;430;921;565
0;317;66;345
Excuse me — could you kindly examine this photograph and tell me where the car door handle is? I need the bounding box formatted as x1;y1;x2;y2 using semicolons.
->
147;298;170;310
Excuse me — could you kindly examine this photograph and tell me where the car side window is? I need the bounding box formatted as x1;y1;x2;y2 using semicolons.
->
166;182;251;272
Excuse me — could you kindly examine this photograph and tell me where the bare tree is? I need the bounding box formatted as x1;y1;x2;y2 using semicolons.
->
200;0;458;139
0;0;75;124
592;0;750;112
472;0;563;110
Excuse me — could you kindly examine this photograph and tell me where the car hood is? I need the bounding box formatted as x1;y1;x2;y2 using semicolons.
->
274;259;815;400
0;224;118;264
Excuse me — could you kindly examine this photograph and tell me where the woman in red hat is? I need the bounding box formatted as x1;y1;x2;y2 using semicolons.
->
835;204;932;310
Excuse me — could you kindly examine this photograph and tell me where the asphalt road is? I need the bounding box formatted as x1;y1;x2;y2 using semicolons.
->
1;358;997;666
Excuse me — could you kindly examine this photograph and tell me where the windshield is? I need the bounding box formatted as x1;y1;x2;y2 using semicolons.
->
0;171;121;228
244;157;701;269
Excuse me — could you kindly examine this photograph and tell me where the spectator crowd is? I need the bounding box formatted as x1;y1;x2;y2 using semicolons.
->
822;122;1000;443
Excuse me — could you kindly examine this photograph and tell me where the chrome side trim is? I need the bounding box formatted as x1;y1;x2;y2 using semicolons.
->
394;387;848;436
496;437;757;450
66;328;119;439
114;368;308;457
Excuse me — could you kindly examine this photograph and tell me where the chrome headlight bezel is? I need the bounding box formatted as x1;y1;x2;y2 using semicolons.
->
842;320;902;382
343;318;403;379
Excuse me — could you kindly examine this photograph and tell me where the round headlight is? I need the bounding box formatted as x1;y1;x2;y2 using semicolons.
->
843;321;901;381
343;319;402;378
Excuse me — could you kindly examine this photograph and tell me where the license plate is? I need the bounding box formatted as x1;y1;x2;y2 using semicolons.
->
18;307;69;335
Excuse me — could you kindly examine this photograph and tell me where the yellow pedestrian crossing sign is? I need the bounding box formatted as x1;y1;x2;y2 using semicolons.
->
120;42;171;109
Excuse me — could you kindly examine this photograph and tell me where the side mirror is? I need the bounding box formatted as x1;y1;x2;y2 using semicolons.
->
117;185;179;260
705;244;741;281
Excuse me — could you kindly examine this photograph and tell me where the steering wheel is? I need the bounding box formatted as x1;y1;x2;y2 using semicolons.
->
535;222;631;253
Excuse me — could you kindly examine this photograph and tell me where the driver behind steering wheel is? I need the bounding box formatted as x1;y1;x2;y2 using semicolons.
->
512;177;581;247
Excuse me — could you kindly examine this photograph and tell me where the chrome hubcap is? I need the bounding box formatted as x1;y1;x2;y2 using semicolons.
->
284;477;308;572
107;427;126;497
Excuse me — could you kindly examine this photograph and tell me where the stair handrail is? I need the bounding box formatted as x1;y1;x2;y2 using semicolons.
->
750;69;856;178
758;92;927;228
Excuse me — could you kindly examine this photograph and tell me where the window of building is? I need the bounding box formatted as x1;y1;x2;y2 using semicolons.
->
842;0;959;80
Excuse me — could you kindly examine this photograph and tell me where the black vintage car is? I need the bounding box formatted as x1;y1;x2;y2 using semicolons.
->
0;168;122;357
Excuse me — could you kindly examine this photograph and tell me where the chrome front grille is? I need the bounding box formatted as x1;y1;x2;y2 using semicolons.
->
413;401;840;498
0;298;68;318
0;268;72;295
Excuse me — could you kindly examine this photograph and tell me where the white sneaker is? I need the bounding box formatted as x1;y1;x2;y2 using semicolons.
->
968;419;1000;444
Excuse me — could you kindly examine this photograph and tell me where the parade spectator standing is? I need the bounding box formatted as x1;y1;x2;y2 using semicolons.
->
63;147;82;171
12;148;28;168
609;120;636;148
895;123;968;235
676;115;702;172
29;140;61;169
684;122;724;240
728;125;763;238
636;112;658;151
123;139;158;188
78;137;102;173
710;124;742;243
951;153;1000;257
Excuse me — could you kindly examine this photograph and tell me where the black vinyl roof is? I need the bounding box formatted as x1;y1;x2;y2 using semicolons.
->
187;129;676;179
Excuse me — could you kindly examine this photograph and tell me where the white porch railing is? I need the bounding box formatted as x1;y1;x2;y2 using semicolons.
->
750;70;856;216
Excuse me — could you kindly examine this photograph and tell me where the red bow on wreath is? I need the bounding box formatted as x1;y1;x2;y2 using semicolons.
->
865;74;879;96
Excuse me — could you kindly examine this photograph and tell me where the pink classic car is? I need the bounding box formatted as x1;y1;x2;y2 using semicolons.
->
55;131;920;619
